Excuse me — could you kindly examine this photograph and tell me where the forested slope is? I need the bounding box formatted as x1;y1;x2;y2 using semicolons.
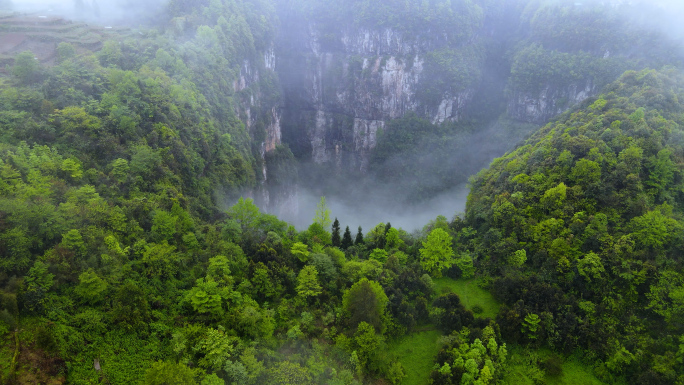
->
0;0;305;382
465;68;684;384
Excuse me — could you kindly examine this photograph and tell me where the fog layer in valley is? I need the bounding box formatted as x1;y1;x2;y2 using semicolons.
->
294;185;470;233
287;118;537;231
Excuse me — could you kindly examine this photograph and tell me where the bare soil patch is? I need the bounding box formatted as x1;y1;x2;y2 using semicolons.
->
0;33;27;54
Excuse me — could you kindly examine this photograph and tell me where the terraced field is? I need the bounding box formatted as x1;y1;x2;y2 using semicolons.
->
0;12;130;68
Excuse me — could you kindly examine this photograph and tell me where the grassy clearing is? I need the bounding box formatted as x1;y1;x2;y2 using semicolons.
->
433;278;500;318
503;366;536;385
547;359;606;385
502;345;608;385
388;329;441;385
0;332;12;382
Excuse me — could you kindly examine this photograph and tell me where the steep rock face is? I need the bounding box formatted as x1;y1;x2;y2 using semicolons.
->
235;45;297;217
278;24;474;172
506;79;596;124
234;46;280;134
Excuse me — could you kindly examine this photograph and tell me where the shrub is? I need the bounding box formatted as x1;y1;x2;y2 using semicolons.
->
543;354;563;377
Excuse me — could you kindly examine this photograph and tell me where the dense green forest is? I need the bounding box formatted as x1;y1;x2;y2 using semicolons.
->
465;68;684;385
0;0;684;384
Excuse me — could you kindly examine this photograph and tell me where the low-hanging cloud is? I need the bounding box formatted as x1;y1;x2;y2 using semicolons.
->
274;116;537;232
9;0;684;233
291;184;470;233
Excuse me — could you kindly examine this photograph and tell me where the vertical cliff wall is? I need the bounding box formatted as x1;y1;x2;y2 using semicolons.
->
277;22;481;172
506;79;596;124
234;44;299;218
252;0;681;218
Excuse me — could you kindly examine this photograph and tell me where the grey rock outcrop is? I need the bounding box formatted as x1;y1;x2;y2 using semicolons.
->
278;24;475;172
507;79;596;124
235;44;297;218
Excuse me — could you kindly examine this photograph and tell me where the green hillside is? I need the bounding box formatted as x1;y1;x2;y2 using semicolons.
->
465;68;684;384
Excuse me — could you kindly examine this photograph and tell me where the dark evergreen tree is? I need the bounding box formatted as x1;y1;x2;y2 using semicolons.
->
331;218;341;247
376;222;392;249
341;226;353;249
355;226;364;245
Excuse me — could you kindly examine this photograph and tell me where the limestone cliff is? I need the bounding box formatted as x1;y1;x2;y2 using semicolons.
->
506;79;596;124
235;45;297;218
278;23;477;172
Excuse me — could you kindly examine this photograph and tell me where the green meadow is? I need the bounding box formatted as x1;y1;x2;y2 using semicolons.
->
388;329;442;385
503;346;609;385
433;278;500;319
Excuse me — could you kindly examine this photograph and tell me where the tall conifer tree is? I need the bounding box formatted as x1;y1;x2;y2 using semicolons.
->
355;226;364;245
341;226;353;249
331;218;341;247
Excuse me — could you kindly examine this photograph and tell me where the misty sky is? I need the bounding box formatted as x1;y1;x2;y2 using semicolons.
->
9;0;168;25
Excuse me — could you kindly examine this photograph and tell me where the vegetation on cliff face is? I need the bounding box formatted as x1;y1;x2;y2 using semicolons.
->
281;0;484;40
0;0;298;382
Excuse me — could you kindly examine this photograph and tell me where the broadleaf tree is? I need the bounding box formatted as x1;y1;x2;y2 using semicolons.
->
419;228;455;278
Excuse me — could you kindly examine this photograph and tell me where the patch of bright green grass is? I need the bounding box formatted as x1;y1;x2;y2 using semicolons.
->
0;332;12;382
388;329;441;385
433;278;500;318
502;345;609;385
546;358;607;385
503;367;536;385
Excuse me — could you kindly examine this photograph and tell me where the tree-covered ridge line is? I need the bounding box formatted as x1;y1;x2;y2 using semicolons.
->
509;0;684;94
3;47;256;219
464;67;684;384
279;0;485;42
